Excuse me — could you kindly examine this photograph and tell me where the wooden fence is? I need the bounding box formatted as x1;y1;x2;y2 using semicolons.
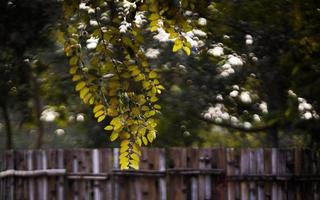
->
0;148;319;200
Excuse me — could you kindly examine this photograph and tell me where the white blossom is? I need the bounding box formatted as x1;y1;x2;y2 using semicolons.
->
76;113;85;122
240;91;252;104
216;94;223;101
192;29;207;37
198;17;207;26
145;48;160;59
208;46;224;57
229;90;239;97
79;3;90;10
40;107;59;122
303;112;313;120
259;102;268;114
134;11;146;27
243;122;252;129
55;129;65;136
245;34;253;45
86;37;99;49
228;55;243;66
253;114;261;122
89;20;98;27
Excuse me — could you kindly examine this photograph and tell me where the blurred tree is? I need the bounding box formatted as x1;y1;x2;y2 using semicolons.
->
156;0;320;147
0;0;61;149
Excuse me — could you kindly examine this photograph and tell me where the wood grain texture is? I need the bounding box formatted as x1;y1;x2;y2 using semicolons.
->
0;148;319;200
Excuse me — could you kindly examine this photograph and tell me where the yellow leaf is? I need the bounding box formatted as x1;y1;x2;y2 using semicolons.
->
172;42;183;52
169;32;179;39
131;107;140;116
150;96;158;102
130;153;140;161
149;13;159;21
132;144;141;156
69;56;78;65
150;20;158;27
148;110;156;117
89;97;95;105
138;127;147;136
94;110;104;118
110;132;119;141
134;74;145;81
97;115;105;122
183;46;191;56
150;25;158;32
131;69;140;76
143;81;151;89
104;125;113;131
107;108;118;117
110;117;121;126
154;104;161;109
83;93;92;104
75;81;86;91
121;139;130;147
120;144;129;154
93;104;104;113
129;159;139;169
157;85;165;90
185;42;192;48
137;138;142;146
119;132;131;139
142;106;149;111
147;132;155;143
149;71;157;79
142;136;148;145
80;87;89;99
72;75;82;81
120;164;129;170
69;66;77;74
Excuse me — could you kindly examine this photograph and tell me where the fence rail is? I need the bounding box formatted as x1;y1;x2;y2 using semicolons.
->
0;148;319;200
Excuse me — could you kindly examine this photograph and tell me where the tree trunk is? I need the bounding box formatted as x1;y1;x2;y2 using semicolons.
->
30;72;45;149
1;102;13;149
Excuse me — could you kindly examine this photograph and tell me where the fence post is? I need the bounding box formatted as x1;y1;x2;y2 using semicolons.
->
93;149;101;200
113;148;119;200
159;148;166;200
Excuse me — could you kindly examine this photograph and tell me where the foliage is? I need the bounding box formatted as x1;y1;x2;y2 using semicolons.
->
61;0;202;169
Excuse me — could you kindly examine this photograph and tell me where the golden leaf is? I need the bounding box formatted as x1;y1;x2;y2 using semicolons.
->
110;132;119;141
93;104;104;113
75;81;86;91
80;87;90;99
104;125;114;131
94;110;104;118
149;71;157;79
142;136;148;145
69;66;77;75
97;115;105;122
183;46;191;56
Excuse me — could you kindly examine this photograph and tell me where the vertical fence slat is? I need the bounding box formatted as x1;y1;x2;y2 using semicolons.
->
159;148;167;200
168;148;188;200
271;148;278;200
256;149;264;200
92;149;101;200
57;149;64;200
100;148;113;200
227;148;235;200
113;148;120;200
241;149;249;200
249;149;257;200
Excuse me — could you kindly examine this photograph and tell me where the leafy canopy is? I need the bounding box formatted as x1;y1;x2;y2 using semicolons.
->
61;0;200;169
